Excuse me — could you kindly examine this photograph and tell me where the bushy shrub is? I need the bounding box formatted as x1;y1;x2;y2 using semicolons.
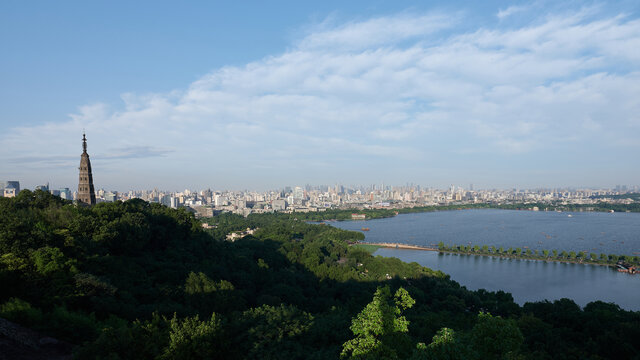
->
0;297;44;326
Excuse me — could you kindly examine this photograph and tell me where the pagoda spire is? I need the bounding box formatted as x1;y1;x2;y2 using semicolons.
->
78;132;96;205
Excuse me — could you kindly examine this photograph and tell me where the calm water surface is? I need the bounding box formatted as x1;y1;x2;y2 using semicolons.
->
328;210;640;310
374;249;640;311
331;209;640;255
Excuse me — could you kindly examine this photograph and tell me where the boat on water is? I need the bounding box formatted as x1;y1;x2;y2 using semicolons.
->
568;214;573;217
361;227;370;231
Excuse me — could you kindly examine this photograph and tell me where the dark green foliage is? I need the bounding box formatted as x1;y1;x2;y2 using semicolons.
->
468;312;523;359
0;191;639;359
341;286;415;359
74;314;169;360
411;328;466;360
235;304;313;359
0;298;44;326
162;313;226;360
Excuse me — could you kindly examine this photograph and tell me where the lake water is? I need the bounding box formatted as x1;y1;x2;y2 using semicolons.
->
328;210;640;310
330;209;640;256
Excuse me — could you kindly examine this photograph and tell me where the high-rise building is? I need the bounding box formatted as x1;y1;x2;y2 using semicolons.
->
77;133;96;205
59;188;71;200
2;181;20;198
1;181;20;197
160;194;172;207
104;191;117;202
293;186;304;205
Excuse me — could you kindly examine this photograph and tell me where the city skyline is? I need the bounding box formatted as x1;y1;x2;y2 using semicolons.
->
6;179;636;218
2;1;640;190
7;179;639;199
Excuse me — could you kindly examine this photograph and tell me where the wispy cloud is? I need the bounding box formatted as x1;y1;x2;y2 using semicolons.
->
497;5;529;20
102;146;172;160
298;12;456;50
2;5;639;189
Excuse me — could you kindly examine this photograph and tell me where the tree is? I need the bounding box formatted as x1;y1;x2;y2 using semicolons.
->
161;313;226;360
552;250;558;258
341;286;415;359
469;312;523;360
238;304;313;359
30;246;74;276
543;250;549;258
411;327;466;360
184;272;240;314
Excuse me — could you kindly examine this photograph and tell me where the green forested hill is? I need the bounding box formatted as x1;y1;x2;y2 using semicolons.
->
1;190;639;359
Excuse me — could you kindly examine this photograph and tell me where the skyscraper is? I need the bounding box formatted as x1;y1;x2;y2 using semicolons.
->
78;133;96;205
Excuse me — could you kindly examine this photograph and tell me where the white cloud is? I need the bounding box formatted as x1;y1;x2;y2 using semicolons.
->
497;5;529;20
2;6;640;189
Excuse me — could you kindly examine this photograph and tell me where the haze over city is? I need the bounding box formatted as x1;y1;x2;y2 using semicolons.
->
1;1;639;191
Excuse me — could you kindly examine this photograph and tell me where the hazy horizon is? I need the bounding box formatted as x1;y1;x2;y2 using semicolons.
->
8;180;639;195
2;1;639;190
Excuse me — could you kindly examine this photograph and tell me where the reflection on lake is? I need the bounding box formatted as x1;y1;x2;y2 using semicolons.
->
374;248;640;311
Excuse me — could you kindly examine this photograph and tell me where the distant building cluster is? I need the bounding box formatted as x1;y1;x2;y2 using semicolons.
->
2;180;639;217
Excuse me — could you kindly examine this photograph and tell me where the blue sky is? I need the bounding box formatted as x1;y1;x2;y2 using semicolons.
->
1;1;639;191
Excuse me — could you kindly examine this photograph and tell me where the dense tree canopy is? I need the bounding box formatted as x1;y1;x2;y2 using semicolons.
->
0;190;639;359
